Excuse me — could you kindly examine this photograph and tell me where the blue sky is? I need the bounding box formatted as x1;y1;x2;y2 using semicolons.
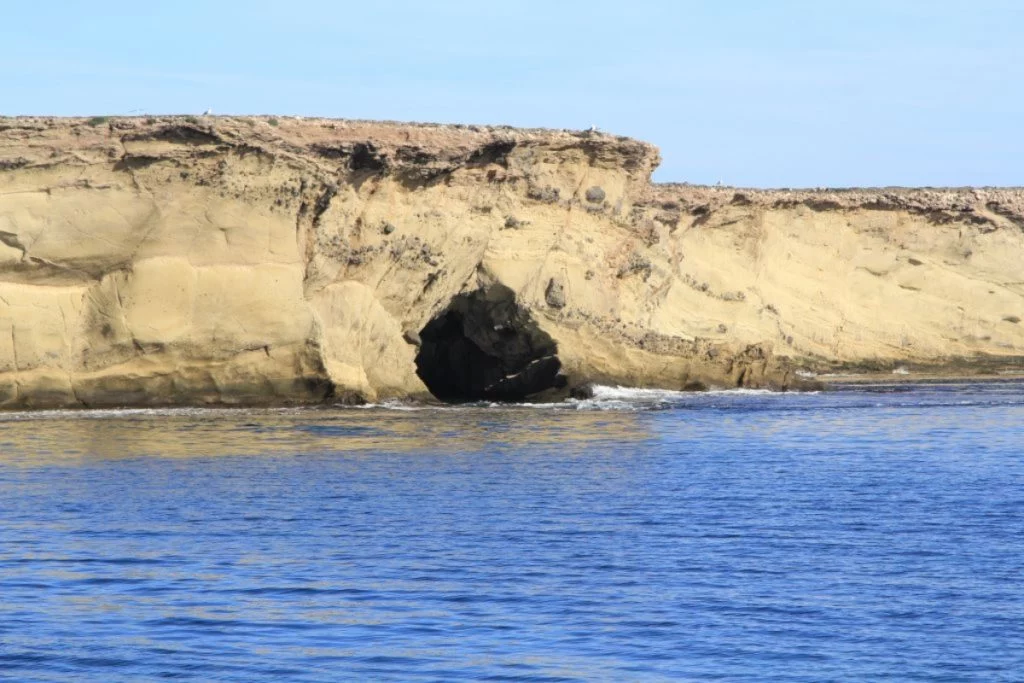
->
3;1;1022;187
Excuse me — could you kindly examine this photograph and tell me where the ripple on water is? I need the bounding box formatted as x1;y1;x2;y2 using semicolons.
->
0;382;1022;680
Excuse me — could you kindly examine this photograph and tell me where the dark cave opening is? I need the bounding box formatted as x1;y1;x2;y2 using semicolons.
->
414;284;566;402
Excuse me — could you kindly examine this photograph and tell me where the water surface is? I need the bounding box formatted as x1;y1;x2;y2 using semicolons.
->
1;383;1022;681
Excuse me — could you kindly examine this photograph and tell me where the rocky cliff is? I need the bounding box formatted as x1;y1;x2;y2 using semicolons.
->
0;116;1021;407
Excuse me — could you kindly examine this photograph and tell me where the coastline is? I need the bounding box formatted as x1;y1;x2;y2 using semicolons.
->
1;116;1022;408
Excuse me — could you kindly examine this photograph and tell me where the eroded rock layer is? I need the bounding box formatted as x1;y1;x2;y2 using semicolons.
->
0;116;1021;407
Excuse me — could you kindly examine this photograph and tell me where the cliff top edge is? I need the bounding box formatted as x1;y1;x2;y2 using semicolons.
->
2;116;1021;198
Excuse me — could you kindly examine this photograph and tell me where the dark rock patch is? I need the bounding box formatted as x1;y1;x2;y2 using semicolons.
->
349;143;389;172
569;383;596;399
415;284;566;402
0;157;30;172
527;184;560;203
545;278;566;309
113;155;164;172
804;199;843;211
467;140;516;168
312;142;390;174
128;125;222;146
311;184;337;227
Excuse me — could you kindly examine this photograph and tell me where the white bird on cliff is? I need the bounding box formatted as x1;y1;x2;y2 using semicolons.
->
204;108;213;116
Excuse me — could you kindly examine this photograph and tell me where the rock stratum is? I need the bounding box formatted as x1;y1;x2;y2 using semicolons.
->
0;116;1021;407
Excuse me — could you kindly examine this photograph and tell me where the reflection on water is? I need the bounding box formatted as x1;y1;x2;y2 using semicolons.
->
0;407;654;463
1;382;1023;681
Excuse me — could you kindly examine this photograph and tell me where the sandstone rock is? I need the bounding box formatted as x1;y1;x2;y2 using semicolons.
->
0;115;1020;407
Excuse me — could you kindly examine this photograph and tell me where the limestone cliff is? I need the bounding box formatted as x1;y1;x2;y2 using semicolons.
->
0;116;1021;407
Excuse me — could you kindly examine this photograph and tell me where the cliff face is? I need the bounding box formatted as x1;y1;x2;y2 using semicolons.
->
0;116;1021;407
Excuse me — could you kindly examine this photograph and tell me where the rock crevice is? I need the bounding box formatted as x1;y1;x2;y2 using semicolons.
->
415;284;565;402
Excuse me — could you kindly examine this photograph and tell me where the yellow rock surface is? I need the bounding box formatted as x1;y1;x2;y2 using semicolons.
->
0;116;1020;407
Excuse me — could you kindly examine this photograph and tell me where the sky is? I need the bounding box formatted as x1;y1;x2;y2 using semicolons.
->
3;1;1022;187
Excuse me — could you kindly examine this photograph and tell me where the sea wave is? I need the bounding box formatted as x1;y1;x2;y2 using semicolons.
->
15;381;1019;420
590;384;774;401
355;385;785;412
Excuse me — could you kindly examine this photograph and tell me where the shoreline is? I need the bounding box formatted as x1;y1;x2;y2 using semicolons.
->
1;117;1022;407
815;370;1024;386
0;376;1020;415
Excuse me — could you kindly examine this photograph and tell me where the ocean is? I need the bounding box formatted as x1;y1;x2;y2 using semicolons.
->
1;382;1022;681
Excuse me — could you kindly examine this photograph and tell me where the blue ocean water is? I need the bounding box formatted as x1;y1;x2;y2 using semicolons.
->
0;382;1022;681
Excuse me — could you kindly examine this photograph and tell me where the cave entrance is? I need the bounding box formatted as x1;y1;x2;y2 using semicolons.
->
414;284;565;402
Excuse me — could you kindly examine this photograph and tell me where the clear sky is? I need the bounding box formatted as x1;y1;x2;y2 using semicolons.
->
3;1;1022;187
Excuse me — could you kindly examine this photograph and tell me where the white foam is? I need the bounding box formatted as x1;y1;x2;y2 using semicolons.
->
355;399;431;411
349;384;792;412
587;385;687;402
588;384;774;400
0;384;803;420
